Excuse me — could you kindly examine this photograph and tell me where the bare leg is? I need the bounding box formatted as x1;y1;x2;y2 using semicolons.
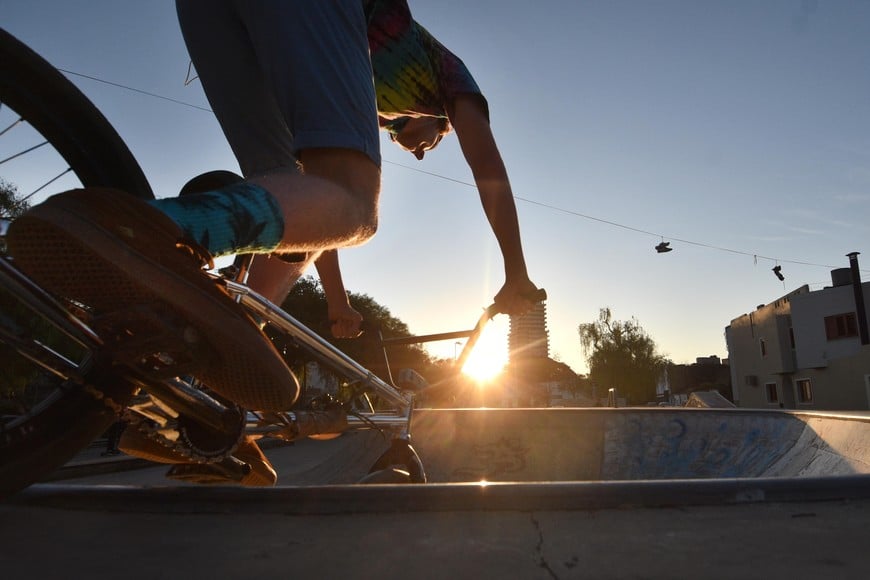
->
249;149;380;254
247;253;318;305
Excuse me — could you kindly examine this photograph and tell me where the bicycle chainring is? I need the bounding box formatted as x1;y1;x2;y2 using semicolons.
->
122;398;245;464
177;408;246;460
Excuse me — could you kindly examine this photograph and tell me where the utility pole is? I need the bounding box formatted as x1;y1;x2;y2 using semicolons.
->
847;252;869;346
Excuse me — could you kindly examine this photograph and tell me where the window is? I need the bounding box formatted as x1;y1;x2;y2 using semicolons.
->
788;327;795;350
824;313;858;340
765;383;778;404
796;378;813;404
759;338;767;357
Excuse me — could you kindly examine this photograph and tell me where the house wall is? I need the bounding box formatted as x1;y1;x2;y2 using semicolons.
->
790;282;870;369
726;287;808;408
789;349;870;409
726;279;870;411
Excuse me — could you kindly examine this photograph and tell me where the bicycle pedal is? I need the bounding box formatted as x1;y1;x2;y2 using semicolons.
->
92;302;215;379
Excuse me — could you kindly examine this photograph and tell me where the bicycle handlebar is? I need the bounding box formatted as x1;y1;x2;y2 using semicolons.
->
485;287;548;317
373;287;547;347
363;287;546;392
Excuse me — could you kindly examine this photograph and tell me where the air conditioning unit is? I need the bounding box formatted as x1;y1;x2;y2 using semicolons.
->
744;375;758;387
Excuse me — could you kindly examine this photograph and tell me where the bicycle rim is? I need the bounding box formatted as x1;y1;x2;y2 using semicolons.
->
0;29;149;496
0;28;152;201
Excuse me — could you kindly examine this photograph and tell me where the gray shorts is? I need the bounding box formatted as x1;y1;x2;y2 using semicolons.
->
176;0;381;177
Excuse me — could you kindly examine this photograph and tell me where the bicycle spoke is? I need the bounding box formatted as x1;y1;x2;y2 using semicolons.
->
0;139;49;166
20;167;73;202
0;116;24;137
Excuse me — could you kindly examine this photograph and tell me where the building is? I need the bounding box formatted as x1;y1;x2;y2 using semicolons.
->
725;263;870;410
657;356;732;406
507;301;549;363
502;302;586;407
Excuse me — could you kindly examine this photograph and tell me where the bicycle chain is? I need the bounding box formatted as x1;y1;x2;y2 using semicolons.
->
84;384;238;464
123;413;240;464
123;409;241;463
83;381;355;464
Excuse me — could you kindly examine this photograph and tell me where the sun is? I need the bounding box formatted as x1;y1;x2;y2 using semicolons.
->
460;321;508;383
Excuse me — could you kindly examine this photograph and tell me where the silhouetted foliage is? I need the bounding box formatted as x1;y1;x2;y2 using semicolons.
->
0;178;28;220
280;275;435;383
578;307;669;405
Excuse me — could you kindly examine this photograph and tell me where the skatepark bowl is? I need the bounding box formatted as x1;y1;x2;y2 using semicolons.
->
379;406;870;511
13;407;870;512
409;407;870;484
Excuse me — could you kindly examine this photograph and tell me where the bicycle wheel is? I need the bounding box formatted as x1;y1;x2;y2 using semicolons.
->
0;28;152;200
0;29;150;497
0;361;139;498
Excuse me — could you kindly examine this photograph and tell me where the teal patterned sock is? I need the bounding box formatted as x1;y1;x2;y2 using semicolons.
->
149;182;284;257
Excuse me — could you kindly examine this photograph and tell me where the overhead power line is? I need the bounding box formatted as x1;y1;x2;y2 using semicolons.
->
383;160;868;274
62;68;867;276
57;68;212;112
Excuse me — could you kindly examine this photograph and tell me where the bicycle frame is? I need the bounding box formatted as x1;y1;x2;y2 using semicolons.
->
0;247;99;382
223;278;415;437
225;278;412;415
2;222;542;480
0;247;416;442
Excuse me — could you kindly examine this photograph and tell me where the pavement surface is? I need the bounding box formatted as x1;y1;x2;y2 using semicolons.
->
5;407;870;579
3;492;869;579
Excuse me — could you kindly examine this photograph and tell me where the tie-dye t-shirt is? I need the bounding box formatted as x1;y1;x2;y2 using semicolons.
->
365;0;489;136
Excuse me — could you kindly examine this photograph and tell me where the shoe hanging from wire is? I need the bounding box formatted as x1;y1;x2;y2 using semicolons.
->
655;241;672;253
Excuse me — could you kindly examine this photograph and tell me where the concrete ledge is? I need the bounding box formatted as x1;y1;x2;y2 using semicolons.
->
11;474;870;515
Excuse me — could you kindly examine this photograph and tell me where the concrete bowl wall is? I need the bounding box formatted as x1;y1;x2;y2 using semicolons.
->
409;408;870;482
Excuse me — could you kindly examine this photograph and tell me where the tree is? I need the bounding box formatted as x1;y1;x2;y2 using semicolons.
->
0;178;28;220
1;178;28;256
279;275;435;383
578;308;669;405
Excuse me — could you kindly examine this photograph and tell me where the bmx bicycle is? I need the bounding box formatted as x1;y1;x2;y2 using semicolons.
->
0;28;545;496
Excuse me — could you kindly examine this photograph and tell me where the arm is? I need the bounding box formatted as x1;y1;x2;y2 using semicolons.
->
448;94;540;314
313;250;363;338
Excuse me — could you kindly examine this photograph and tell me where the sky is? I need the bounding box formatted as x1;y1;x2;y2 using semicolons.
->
3;1;870;375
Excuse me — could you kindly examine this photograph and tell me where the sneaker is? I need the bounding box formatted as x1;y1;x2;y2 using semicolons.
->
7;188;298;411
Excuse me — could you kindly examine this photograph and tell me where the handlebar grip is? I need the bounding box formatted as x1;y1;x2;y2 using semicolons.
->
488;287;548;316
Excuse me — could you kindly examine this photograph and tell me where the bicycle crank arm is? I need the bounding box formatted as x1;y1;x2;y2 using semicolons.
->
247;411;408;439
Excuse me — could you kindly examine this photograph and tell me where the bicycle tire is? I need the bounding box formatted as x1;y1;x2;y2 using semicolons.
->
0;365;138;499
0;28;153;199
0;29;149;497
